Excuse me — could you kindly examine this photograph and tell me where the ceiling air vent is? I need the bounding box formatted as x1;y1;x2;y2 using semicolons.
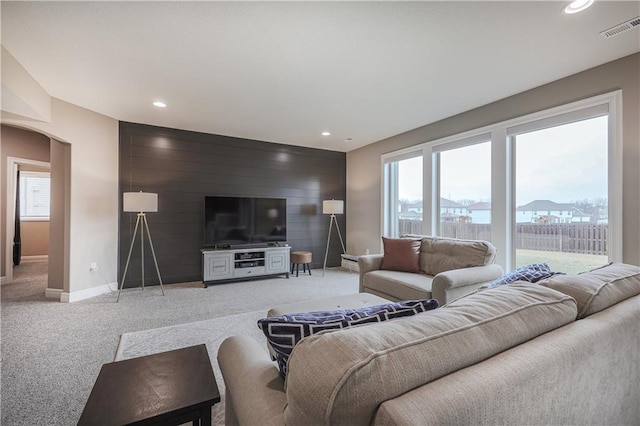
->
600;16;640;39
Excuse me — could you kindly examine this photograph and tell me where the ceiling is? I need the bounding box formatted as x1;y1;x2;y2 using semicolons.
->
2;1;639;152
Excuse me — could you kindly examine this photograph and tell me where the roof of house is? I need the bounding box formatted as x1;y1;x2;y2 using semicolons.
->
440;198;465;208
516;200;573;211
467;202;491;210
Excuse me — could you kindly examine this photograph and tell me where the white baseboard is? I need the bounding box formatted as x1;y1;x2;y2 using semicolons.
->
60;282;116;303
22;255;49;260
0;276;6;285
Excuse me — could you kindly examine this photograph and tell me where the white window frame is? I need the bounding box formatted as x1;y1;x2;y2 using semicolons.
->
380;90;623;270
19;170;51;221
432;133;492;236
380;149;424;241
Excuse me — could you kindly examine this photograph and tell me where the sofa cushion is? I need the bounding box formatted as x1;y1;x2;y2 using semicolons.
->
257;299;439;378
363;270;433;301
284;283;577;425
538;262;640;319
380;237;421;273
403;235;497;275
489;263;558;288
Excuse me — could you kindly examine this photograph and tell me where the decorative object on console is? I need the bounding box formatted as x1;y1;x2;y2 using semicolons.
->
117;191;165;302
257;298;439;378
322;199;346;276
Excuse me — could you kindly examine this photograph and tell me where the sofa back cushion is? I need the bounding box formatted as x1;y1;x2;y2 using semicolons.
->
539;262;640;319
284;283;577;425
403;235;497;275
257;298;438;379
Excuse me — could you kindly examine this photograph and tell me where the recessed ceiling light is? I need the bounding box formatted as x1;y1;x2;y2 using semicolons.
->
563;0;594;14
153;101;167;108
321;131;331;136
343;138;353;142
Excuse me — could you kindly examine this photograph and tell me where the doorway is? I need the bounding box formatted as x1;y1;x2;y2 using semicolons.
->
4;157;51;286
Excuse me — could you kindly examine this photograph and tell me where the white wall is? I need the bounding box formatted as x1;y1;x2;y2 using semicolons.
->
2;47;119;296
4;100;119;295
346;53;640;266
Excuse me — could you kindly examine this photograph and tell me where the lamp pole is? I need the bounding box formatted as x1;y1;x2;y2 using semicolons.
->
118;192;165;302
322;200;346;276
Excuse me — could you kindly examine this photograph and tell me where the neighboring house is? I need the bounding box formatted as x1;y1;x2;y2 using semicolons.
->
399;198;471;222
515;200;590;224
399;210;423;221
467;202;491;224
399;200;423;218
440;198;467;222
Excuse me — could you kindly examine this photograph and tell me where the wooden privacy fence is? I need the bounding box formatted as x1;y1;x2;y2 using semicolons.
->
398;220;608;255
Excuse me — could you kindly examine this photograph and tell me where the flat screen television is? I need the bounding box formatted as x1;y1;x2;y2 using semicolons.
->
204;196;287;248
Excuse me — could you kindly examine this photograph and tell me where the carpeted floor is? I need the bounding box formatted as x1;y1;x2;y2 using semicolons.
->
0;259;359;425
116;310;268;425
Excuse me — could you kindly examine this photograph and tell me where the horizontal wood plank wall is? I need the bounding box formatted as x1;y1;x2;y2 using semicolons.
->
119;122;346;286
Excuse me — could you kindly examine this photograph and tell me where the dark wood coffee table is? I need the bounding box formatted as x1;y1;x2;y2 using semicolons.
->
78;344;220;426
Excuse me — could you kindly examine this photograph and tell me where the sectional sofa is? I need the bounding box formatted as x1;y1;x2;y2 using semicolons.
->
218;262;640;425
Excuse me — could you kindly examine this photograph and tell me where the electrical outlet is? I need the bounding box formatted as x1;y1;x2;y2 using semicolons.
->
90;262;99;272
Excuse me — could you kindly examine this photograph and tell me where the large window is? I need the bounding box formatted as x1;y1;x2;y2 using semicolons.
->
383;153;423;237
381;91;622;271
19;171;51;220
513;115;609;273
436;140;491;242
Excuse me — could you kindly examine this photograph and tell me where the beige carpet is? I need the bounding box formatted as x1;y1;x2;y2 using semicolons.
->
115;310;268;425
1;260;359;425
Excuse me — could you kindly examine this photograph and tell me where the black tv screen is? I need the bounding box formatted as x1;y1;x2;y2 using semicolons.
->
204;196;287;247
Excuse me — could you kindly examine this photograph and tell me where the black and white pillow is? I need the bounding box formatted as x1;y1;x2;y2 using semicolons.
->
257;299;439;378
489;263;562;288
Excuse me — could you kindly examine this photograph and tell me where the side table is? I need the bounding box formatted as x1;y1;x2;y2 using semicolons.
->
78;344;220;426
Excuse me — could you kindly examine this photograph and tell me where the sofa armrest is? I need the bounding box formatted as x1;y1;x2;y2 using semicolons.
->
217;336;286;426
358;254;384;292
432;264;504;304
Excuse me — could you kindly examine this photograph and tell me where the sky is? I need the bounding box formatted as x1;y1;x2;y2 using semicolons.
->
398;115;608;206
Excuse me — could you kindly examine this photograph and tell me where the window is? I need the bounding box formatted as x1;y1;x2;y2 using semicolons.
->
381;91;622;271
383;152;423;237
435;139;491;241
513;115;609;273
19;171;51;220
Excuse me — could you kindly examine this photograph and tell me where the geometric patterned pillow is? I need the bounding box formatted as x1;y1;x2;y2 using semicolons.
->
257;299;439;379
489;263;559;288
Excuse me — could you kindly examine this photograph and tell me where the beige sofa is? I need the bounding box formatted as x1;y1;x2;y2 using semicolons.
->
359;235;504;304
218;262;640;426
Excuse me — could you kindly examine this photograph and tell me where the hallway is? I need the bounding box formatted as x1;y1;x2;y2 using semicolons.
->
1;258;48;302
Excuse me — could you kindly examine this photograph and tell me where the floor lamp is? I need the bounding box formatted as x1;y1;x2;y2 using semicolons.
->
322;199;346;276
117;192;165;302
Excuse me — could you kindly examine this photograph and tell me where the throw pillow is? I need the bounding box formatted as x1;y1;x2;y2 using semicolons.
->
257;299;439;379
380;237;422;273
489;263;560;288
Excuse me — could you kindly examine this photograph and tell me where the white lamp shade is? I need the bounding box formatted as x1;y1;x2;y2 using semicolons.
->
322;199;344;215
123;192;158;212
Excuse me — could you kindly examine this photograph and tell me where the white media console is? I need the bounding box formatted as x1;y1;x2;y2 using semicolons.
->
201;246;290;286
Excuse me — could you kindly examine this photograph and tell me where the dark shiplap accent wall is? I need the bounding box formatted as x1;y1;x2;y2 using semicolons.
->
119;122;346;286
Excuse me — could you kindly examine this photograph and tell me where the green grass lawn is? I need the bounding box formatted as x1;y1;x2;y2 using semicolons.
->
515;249;608;274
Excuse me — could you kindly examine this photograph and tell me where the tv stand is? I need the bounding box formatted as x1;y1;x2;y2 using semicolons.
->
201;246;290;287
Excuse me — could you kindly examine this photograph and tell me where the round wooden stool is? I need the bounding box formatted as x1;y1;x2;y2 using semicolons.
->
290;251;312;277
